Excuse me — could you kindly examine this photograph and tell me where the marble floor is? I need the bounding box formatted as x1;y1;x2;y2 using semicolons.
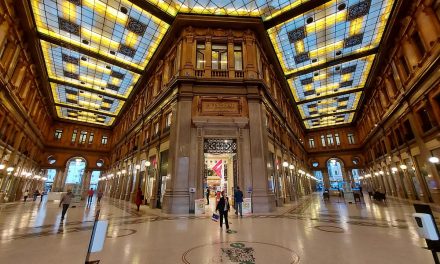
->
0;193;435;264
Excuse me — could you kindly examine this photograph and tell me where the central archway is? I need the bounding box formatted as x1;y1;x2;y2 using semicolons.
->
64;157;86;192
327;158;345;190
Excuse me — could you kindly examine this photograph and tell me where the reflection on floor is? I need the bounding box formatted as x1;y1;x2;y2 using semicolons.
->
0;193;434;264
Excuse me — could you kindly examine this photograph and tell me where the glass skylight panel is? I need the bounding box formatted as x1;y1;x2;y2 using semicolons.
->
31;0;169;70
41;40;139;98
268;0;394;75
304;112;355;129
299;92;361;119
51;83;123;115
57;106;115;126
145;0;309;20
289;54;374;102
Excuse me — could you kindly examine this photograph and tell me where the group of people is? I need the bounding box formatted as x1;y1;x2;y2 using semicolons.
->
23;189;45;202
211;186;244;231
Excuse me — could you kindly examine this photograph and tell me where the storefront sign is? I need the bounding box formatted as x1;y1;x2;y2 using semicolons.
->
195;198;206;215
202;101;240;113
243;198;252;215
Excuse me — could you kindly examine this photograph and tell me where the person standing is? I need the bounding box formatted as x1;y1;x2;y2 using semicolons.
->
216;191;230;230
59;190;74;221
87;188;94;206
206;187;210;205
23;190;29;202
234;186;244;217
97;190;103;204
135;187;143;211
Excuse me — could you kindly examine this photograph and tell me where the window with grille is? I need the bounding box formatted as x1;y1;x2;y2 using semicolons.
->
71;129;77;143
234;44;243;71
196;43;205;69
54;129;63;140
79;131;87;144
212;44;227;70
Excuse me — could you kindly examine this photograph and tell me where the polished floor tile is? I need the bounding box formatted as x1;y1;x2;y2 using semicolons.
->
0;193;435;263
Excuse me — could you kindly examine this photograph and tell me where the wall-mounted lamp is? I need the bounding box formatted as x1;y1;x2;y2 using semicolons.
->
289;164;294;170
400;164;407;170
6;167;14;172
282;161;289;168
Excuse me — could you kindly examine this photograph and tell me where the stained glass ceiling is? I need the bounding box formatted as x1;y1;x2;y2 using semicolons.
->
29;0;395;127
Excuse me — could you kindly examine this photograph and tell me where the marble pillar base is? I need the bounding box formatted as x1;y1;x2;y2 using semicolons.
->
251;192;276;213
162;192;190;214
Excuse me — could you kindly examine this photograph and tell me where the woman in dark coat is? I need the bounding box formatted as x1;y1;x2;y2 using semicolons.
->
216;191;230;230
135;187;143;211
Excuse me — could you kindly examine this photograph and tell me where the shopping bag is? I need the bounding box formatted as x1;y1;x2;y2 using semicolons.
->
211;213;219;222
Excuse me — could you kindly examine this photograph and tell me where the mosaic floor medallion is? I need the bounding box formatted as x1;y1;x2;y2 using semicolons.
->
182;241;300;264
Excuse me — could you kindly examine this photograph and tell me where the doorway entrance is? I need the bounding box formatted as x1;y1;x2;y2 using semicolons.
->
203;139;238;211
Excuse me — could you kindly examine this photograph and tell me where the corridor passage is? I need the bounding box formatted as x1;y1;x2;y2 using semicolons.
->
0;193;433;264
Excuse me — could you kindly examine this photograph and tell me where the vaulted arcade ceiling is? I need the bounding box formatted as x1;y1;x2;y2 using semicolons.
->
28;0;395;128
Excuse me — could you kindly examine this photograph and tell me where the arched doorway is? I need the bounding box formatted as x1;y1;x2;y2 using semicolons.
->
64;157;86;193
327;158;345;190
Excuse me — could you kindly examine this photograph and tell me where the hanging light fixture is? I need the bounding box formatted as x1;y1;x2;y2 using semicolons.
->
282;161;289;168
0;164;5;170
399;164;407;170
429;157;439;163
289;164;294;170
6;167;14;172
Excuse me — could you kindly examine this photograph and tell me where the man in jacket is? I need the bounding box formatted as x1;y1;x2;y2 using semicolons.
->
215;191;230;230
234;186;244;217
59;190;74;221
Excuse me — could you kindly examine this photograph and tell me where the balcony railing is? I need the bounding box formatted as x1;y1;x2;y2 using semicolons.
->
195;69;205;78
211;70;228;78
234;70;244;78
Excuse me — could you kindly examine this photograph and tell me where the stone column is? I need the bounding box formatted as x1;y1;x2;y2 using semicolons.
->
81;170;91;199
162;91;192;214
205;36;212;77
247;86;275;213
322;171;330;189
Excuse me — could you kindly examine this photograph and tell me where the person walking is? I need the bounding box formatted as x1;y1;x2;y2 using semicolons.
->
97;190;103;204
135;187;143;211
234;186;244;217
59;190;74;221
216;191;230;231
206;187;210;205
23;190;29;202
40;190;45;202
87;188;94;206
33;190;40;201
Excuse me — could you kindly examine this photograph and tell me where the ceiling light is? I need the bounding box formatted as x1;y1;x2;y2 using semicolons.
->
429;157;439;163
